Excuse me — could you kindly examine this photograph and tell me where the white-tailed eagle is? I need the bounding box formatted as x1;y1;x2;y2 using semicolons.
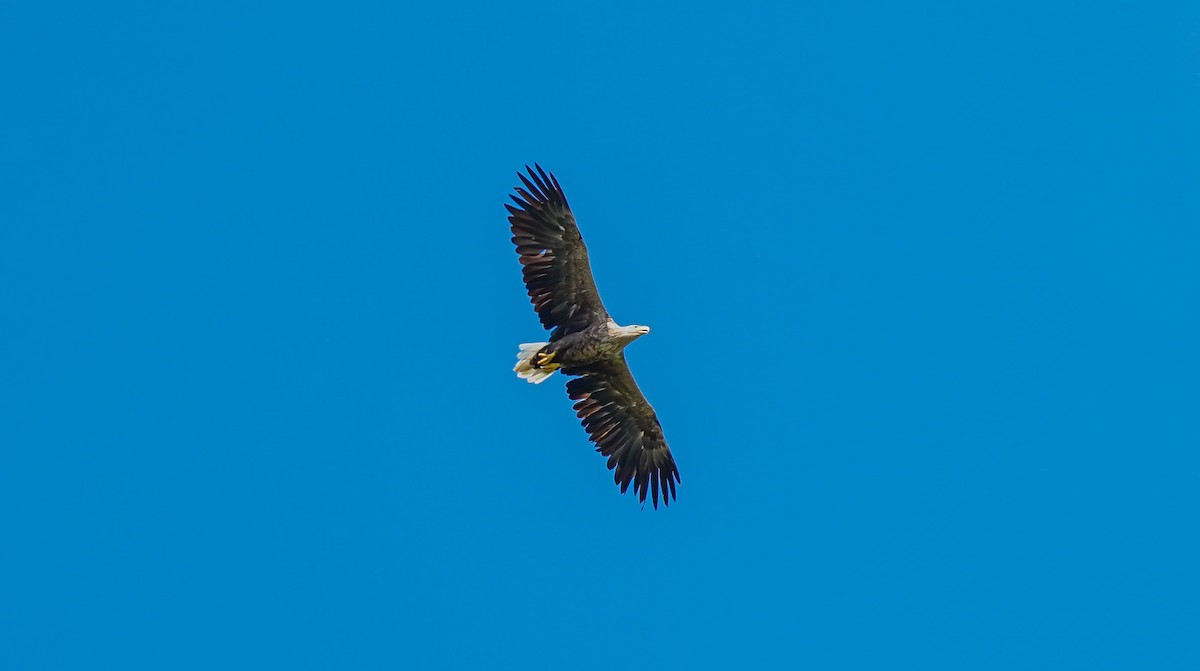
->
507;165;680;509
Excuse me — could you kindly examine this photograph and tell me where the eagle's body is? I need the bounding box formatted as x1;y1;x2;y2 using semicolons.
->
519;319;647;373
507;165;680;508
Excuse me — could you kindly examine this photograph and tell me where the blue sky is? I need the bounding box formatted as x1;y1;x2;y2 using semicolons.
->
2;1;1198;668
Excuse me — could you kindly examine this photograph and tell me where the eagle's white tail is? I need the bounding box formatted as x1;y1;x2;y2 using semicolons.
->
514;342;555;384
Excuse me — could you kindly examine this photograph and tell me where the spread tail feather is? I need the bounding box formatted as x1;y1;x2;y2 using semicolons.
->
514;342;555;384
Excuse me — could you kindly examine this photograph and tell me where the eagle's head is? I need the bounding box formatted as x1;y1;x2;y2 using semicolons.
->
609;321;651;341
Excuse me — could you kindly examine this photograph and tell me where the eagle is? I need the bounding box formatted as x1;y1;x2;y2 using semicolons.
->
507;165;680;509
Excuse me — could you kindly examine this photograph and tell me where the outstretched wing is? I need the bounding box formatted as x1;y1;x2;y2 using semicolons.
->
563;355;680;509
506;165;608;340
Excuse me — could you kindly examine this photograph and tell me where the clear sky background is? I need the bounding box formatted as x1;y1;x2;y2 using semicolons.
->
3;2;1198;669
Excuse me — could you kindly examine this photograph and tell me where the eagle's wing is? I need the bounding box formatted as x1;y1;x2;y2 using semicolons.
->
506;165;608;340
563;354;680;509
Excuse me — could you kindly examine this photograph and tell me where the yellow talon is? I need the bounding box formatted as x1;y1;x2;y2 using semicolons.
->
536;351;556;365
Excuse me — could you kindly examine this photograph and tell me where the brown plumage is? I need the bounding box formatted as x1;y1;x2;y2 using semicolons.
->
507;165;680;509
